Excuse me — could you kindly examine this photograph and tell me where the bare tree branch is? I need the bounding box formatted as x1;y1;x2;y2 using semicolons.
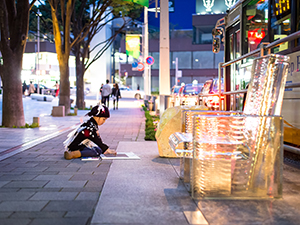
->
29;0;37;10
85;19;128;70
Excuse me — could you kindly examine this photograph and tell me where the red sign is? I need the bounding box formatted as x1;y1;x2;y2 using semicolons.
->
137;62;144;71
146;56;155;65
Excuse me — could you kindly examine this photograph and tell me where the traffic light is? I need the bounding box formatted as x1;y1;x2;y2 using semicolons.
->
212;27;223;36
212;37;220;54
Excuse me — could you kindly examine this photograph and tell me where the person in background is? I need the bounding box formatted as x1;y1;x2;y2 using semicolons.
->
111;83;121;110
100;83;104;104
137;84;140;90
63;105;116;160
22;81;27;95
102;79;112;108
55;81;59;97
28;81;35;96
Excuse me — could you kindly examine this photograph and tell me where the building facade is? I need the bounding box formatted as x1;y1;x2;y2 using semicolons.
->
23;41;76;89
116;0;229;92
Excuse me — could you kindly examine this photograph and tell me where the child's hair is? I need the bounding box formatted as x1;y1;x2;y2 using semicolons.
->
86;105;110;118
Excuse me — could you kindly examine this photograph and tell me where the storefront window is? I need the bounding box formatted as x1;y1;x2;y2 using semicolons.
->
193;26;214;44
230;34;234;60
150;52;160;69
193;51;213;69
243;0;269;54
270;0;291;52
236;30;241;58
296;1;300;46
172;52;192;69
214;51;224;68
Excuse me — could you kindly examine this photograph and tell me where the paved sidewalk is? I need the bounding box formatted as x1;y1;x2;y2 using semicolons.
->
0;99;145;225
0;95;104;158
89;144;300;225
91;142;204;225
1;97;300;225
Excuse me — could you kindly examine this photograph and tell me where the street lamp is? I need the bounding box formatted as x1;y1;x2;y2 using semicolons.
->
36;9;42;94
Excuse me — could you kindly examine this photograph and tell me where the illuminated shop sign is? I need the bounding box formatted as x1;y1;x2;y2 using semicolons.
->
196;0;228;14
248;29;266;51
203;0;215;12
274;0;290;16
225;0;237;8
125;35;140;59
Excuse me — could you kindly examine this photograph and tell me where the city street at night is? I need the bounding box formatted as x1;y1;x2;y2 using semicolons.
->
0;93;300;224
1;0;300;224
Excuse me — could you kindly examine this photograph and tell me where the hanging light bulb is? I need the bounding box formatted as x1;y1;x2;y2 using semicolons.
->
203;0;215;12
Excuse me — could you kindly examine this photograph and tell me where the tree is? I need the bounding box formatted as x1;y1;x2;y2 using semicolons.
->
47;0;76;115
71;0;142;109
47;0;143;112
0;0;37;127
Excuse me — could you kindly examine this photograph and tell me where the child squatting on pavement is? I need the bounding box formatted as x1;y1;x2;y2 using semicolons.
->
63;105;117;160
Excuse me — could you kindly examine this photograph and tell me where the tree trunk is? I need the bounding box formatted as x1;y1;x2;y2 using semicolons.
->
75;54;85;109
2;55;25;127
58;57;71;115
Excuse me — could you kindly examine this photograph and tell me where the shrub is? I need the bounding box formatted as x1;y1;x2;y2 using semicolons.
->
143;107;159;141
14;123;39;128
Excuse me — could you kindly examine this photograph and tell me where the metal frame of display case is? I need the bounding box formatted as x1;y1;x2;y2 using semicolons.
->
169;54;289;199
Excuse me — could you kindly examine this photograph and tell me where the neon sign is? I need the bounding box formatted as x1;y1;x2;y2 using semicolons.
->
224;0;237;8
203;0;215;12
274;0;290;16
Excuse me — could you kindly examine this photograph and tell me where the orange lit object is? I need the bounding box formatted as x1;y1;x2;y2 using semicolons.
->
248;29;266;51
212;95;219;103
275;0;290;16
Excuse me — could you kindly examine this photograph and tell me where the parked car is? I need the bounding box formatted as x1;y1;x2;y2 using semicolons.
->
179;83;203;106
70;87;90;95
200;78;224;109
173;85;185;106
171;85;181;106
27;84;56;96
119;86;144;99
171;85;181;95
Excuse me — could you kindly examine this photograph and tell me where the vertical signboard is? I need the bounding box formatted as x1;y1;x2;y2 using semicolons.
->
126;35;140;59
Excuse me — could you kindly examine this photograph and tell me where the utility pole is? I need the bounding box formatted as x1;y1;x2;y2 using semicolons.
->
143;2;160;97
159;0;170;116
143;7;150;96
175;57;178;86
37;9;42;95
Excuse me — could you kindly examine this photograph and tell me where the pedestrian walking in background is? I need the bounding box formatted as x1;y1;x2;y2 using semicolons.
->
54;81;59;97
22;81;27;95
102;79;112;108
28;81;35;96
100;83;104;104
137;84;140;90
63;105;117;160
112;83;121;110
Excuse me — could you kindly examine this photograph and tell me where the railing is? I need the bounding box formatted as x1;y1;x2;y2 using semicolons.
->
198;30;300;153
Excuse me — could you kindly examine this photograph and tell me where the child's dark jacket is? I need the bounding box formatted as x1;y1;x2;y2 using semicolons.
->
65;117;109;152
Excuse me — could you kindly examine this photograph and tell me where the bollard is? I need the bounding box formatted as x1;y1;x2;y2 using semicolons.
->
33;117;40;126
74;107;78;115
